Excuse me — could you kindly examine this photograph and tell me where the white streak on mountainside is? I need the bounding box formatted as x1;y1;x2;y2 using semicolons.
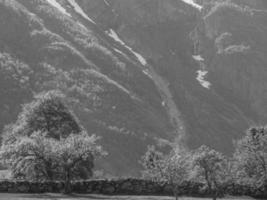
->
107;29;147;66
46;0;71;16
67;0;96;24
181;0;202;10
104;0;110;6
196;70;211;89
192;55;204;61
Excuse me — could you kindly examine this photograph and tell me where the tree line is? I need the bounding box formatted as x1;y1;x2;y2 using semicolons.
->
0;91;266;199
0;91;107;193
140;127;267;200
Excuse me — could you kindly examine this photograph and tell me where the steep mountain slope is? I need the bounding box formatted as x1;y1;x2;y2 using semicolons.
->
1;0;267;176
0;0;178;176
195;1;267;122
75;0;254;152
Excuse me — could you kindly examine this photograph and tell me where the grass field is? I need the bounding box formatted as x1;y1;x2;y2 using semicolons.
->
0;194;257;200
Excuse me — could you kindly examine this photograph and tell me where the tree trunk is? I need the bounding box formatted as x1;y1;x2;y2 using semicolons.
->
212;188;217;200
172;185;179;200
64;170;71;194
174;190;178;200
46;167;54;181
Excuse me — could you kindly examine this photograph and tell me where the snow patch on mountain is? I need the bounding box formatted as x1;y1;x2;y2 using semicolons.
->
192;55;211;89
133;52;147;66
114;48;124;55
142;69;153;79
106;29;147;66
67;0;96;24
181;0;202;10
107;29;125;45
46;0;71;16
196;70;211;89
104;0;110;6
192;55;204;61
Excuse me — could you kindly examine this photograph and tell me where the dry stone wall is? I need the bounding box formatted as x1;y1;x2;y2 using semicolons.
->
0;178;265;198
0;179;202;195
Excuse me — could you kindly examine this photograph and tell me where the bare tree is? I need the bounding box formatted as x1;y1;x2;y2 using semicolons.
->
141;146;190;200
233;127;267;188
192;145;228;200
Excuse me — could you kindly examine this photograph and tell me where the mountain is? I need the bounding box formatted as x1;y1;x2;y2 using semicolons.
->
0;0;266;176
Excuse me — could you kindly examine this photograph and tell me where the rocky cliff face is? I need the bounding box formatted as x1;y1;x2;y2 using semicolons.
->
78;0;252;151
196;1;267;122
0;0;266;176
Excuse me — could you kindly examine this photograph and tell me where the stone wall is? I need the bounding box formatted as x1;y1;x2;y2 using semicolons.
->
0;178;265;198
0;179;203;195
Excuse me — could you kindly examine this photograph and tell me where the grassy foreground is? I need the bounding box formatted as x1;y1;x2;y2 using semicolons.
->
0;194;257;200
